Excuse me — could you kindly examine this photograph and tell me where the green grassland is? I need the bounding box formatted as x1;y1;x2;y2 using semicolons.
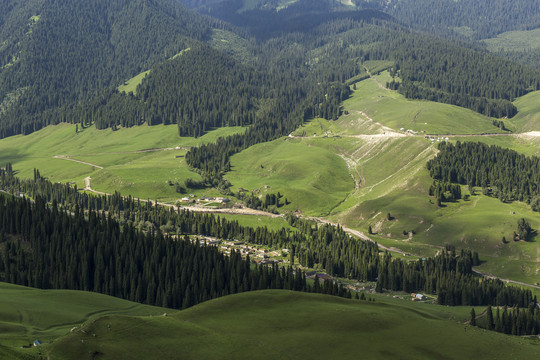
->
508;90;540;132
452;134;540;158
275;75;540;284
0;123;245;201
345;71;503;135
81;150;208;201
483;28;540;52
118;70;150;95
47;290;540;360
217;213;296;232
225;137;354;216
0;282;167;359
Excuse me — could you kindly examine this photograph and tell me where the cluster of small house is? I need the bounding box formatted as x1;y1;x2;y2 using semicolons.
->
196;236;287;265
306;270;333;282
179;195;230;205
424;135;449;142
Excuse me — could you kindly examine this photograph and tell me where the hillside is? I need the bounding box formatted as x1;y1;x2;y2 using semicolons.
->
221;71;540;284
380;0;540;39
1;2;540;358
0;71;539;285
47;290;540;360
0;282;167;359
0;0;220;138
181;0;540;39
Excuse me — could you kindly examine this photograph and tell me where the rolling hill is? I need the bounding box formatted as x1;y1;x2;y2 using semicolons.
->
46;290;540;360
0;282;168;359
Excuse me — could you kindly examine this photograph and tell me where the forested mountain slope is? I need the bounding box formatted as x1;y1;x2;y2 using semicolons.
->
380;0;540;39
0;0;219;138
181;0;540;39
3;0;540;143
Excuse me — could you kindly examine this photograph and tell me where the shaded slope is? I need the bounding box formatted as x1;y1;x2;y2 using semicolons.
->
48;290;540;360
0;0;217;138
0;282;167;352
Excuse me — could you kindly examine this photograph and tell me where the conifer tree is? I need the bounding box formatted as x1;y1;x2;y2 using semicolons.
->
470;308;477;326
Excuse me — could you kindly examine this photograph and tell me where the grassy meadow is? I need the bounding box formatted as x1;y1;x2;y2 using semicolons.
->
342;72;504;135
508;90;540;133
0;282;167;359
118;70;150;95
217;213;296;232
225;137;354;216
46;290;540;360
0;123;245;201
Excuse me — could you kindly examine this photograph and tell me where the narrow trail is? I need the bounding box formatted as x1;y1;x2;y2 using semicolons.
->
56;146;190;158
288;132;404;140
52;146;191;170
363;65;386;90
464;307;490;325
53;155;104;169
83;177;107;195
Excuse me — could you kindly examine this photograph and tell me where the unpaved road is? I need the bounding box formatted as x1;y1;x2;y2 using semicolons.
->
53;155;104;169
305;216;409;256
82;176;282;218
472;269;540;290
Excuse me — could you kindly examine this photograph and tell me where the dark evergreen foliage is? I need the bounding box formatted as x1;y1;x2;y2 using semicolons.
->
379;0;540;39
429;181;462;203
0;0;218;138
0;166;534;308
427;142;540;206
70;45;263;136
384;36;540;118
476;302;540;336
0;194;358;308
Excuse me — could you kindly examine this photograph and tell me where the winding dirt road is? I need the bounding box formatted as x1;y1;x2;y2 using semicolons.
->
82;176;282;218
